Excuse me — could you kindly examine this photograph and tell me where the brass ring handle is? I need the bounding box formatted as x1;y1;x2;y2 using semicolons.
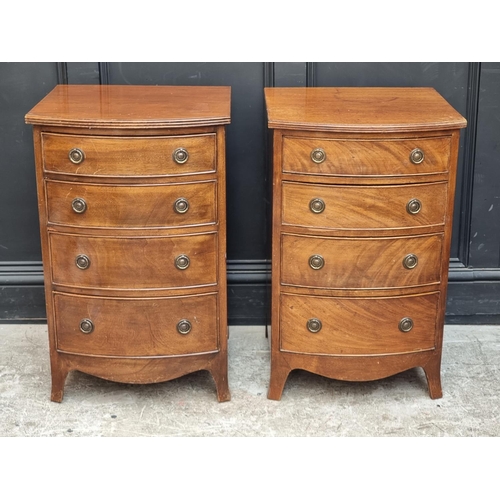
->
75;254;90;270
399;317;414;333
172;148;189;164
174;197;189;214
409;148;425;164
403;254;418;269
310;148;326;164
79;318;94;334
407;198;422;215
309;254;325;270
309;198;325;214
175;254;190;270
72;198;87;214
177;319;192;335
69;148;85;164
307;318;322;333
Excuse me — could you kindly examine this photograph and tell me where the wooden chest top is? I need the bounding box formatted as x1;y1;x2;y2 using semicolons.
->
264;87;467;132
25;85;231;129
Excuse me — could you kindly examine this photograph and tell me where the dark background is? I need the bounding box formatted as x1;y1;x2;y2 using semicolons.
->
1;62;499;324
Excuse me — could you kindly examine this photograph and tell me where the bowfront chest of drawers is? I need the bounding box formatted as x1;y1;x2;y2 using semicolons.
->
264;87;466;400
26;85;231;402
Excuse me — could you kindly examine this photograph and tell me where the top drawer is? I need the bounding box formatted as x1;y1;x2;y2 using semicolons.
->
282;136;451;177
41;133;216;177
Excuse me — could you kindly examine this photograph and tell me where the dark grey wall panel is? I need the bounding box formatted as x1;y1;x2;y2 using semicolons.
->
66;62;100;84
315;62;468;99
468;62;500;268
106;62;268;261
0;285;45;322
0;62;58;262
447;281;500;323
274;62;307;87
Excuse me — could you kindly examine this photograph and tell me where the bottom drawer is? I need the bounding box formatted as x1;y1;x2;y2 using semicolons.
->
54;292;219;357
280;292;439;355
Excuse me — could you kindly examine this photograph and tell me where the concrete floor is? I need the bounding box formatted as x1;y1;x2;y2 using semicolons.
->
0;323;499;437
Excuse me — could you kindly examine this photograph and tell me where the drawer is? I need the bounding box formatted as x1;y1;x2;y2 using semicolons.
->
281;233;442;289
280;292;439;355
41;133;216;177
282;181;447;230
54;292;218;356
282;136;451;177
46;179;216;229
49;232;217;290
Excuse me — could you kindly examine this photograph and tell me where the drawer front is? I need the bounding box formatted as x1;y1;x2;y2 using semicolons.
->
281;233;442;289
282;136;450;177
280;293;439;355
282;181;447;230
54;292;218;356
46;180;216;228
42;133;216;177
50;232;217;290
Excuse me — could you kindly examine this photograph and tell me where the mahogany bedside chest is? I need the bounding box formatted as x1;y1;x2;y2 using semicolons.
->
264;87;466;400
25;85;231;402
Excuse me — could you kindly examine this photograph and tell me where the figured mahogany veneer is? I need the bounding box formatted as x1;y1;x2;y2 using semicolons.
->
282;136;451;177
46;179;217;229
26;85;231;402
49;232;218;290
54;292;219;357
282;181;448;231
280;293;440;355
42;132;217;177
265;87;467;400
281;233;443;290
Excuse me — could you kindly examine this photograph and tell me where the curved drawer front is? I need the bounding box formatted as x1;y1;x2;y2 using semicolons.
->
282;181;447;230
54;292;218;356
282;136;450;177
281;233;442;289
42;133;216;177
50;232;217;290
280;293;439;355
46;180;216;228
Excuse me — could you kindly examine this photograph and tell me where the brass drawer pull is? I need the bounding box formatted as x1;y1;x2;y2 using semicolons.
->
309;254;325;270
407;198;422;215
177;319;192;335
172;147;189;164
79;318;94;334
403;254;418;269
399;317;414;333
310;148;326;164
71;197;87;214
68;148;85;164
309;198;325;214
409;148;425;164
75;254;90;270
175;254;190;270
174;197;189;214
307;318;322;333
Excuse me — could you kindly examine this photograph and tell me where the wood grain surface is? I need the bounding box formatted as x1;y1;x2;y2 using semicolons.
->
282;136;451;176
42;132;216;177
26;85;231;128
49;232;218;290
282;181;447;231
280;292;439;355
281;233;443;289
265;87;467;132
54;292;219;356
46;179;217;229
